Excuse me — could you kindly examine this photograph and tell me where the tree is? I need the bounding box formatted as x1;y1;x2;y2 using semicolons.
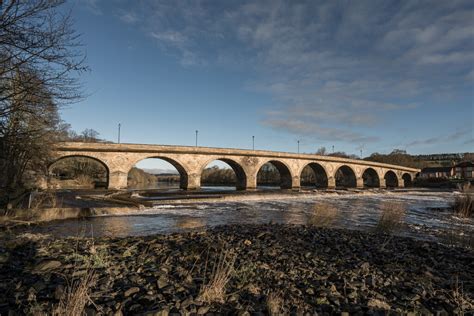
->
81;128;100;142
315;146;327;155
0;1;87;208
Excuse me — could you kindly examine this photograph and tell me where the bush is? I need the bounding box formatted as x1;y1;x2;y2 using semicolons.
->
452;194;473;218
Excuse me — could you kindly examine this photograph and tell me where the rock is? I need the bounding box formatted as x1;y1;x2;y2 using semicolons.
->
0;253;9;263
34;260;62;272
197;306;210;315
306;288;315;295
124;287;140;297
244;239;252;246
367;298;390;310
157;276;168;289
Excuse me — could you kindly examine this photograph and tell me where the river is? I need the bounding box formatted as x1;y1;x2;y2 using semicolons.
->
28;189;473;247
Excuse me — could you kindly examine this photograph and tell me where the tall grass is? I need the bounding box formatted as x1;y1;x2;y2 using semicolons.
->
307;203;338;227
266;291;285;315
52;270;97;316
452;194;473;218
198;247;237;304
375;202;406;234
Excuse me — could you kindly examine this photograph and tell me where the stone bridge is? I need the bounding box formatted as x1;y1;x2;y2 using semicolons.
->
51;142;420;190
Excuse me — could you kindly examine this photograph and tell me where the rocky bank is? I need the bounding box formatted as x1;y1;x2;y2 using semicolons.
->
0;224;472;315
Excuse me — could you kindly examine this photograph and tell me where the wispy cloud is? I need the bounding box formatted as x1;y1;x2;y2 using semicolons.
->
407;128;472;147
81;0;102;15
114;0;473;144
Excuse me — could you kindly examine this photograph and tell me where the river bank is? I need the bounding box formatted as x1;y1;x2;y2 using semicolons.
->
0;224;472;315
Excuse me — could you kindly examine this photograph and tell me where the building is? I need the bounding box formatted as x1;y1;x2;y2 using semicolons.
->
420;166;454;179
454;161;474;180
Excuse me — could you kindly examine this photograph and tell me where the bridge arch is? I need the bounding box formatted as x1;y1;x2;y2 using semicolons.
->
256;159;293;189
384;170;399;188
335;165;357;188
300;162;329;188
48;155;110;189
362;167;380;188
199;157;248;190
128;156;189;190
402;173;412;187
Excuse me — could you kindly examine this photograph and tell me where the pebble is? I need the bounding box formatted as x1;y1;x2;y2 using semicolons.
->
0;224;472;315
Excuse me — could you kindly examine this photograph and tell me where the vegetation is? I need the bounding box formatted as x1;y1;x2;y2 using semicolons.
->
307;203;338;227
452;194;473;218
198;247;236;303
0;0;87;209
201;166;236;185
50;157;107;189
375;202;406;234
128;167;157;188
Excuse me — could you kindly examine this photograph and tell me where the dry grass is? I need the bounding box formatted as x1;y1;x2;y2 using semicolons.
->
198;247;237;304
52;269;97;316
452;194;473;218
375;202;406;235
266;291;285;315
448;275;474;314
30;191;60;210
75;174;94;187
307;202;339;227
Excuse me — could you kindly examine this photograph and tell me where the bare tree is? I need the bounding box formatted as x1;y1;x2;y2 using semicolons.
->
0;1;87;208
315;146;327;155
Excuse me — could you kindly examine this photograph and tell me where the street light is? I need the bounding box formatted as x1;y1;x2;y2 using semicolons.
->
297;140;300;154
195;130;198;147
252;136;255;150
118;123;121;144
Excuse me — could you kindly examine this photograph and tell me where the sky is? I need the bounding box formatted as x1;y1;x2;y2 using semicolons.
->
62;1;473;169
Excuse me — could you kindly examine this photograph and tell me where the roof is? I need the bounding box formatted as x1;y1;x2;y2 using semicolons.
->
421;167;453;173
454;161;474;168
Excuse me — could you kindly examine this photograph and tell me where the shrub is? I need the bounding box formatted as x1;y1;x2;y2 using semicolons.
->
375;202;406;235
198;247;236;303
307;203;338;227
452;194;473;218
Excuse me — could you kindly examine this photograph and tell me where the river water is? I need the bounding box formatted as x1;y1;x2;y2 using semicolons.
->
30;190;474;246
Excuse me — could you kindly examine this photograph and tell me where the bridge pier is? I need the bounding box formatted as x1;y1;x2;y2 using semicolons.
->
356;177;364;189
184;173;201;190
379;179;386;189
109;171;128;190
327;178;336;189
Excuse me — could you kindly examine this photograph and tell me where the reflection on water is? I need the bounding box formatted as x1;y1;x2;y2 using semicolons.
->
32;191;474;245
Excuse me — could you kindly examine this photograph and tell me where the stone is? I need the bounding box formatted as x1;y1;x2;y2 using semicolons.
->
34;260;62;272
124;287;140;297
367;298;390;310
197;306;210;315
157;276;168;289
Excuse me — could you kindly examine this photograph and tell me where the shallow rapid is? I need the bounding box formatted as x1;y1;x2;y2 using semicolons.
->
30;190;473;245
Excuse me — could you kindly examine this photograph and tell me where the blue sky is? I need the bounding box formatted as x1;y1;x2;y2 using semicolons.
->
62;0;473;169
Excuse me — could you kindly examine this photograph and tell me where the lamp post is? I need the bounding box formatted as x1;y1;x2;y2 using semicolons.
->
332;145;334;153
252;136;255;150
297;140;300;154
118;123;121;144
360;149;363;159
195;130;198;147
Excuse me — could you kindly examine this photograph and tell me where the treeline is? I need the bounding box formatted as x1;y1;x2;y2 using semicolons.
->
128;167;157;188
201;166;236;185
